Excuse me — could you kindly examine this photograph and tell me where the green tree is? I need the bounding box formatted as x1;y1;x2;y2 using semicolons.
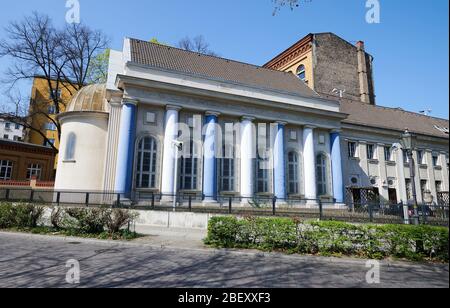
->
87;49;110;84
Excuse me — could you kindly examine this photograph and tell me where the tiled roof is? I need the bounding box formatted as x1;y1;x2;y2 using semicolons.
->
340;99;449;139
129;38;320;98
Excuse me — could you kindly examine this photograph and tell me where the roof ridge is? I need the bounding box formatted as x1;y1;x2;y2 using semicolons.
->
341;98;449;122
129;37;295;77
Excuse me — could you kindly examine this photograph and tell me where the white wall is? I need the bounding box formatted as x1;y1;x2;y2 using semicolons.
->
55;113;109;192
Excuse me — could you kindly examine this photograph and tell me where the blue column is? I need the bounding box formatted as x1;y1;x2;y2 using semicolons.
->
330;131;344;203
114;100;137;196
273;122;286;200
203;112;219;201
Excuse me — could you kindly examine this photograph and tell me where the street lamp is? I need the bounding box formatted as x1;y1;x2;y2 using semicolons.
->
400;129;419;225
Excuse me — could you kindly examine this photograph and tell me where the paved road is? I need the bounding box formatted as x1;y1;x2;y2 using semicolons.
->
0;232;448;288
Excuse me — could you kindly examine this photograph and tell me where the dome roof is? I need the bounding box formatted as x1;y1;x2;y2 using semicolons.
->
66;84;109;113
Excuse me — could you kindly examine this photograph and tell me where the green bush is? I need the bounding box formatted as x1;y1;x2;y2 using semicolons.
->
105;209;138;234
0;203;15;228
0;203;44;229
205;216;449;262
65;208;108;234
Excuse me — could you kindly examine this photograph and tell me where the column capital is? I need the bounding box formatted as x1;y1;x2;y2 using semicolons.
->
205;111;221;117
330;129;342;134
304;125;317;130
166;105;182;111
122;98;139;106
241;116;255;122
275;121;288;126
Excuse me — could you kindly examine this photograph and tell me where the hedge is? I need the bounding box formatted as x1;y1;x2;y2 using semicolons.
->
204;216;449;262
0;202;139;237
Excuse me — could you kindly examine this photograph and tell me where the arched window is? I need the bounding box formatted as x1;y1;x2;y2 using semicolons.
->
316;153;328;196
288;152;299;194
65;133;77;161
297;64;306;81
136;136;158;189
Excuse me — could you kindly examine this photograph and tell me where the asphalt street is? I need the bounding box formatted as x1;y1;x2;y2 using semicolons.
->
0;232;448;288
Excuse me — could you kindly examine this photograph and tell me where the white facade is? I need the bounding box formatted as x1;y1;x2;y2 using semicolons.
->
0;117;24;142
54;38;449;207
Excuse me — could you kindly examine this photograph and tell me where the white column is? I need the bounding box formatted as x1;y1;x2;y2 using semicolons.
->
161;105;181;196
303;126;317;201
240;116;255;201
203;111;220;202
273;122;287;200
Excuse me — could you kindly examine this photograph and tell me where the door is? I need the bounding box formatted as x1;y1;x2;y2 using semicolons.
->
388;188;397;205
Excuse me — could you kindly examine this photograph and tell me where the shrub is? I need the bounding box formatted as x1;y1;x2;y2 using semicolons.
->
0;203;44;229
0;203;15;228
205;217;449;262
50;207;65;229
105;209;138;234
65;208;108;234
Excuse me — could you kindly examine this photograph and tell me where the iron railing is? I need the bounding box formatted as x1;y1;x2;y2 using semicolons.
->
0;188;448;226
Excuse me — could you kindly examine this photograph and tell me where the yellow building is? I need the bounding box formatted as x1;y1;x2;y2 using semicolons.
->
27;76;76;172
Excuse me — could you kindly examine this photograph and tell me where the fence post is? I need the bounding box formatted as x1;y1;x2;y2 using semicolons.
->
319;199;323;221
151;193;155;210
116;194;121;208
188;195;192;212
421;204;428;224
272;196;277;216
29;190;34;202
5;189;10;201
85;193;90;207
228;197;232;214
368;203;374;223
56;192;61;206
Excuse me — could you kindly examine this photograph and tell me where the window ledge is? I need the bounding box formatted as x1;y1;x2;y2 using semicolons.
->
219;191;239;196
349;157;360;162
63;160;76;163
419;164;428;169
368;159;379;164
434;166;443;170
386;161;396;166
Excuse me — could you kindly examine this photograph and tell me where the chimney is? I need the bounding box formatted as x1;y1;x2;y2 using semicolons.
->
356;41;371;104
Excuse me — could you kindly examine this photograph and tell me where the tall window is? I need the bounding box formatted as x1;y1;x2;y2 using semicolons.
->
180;140;199;190
436;181;443;193
65;133;76;161
256;124;270;193
316;153;328;196
220;138;235;192
384;146;392;161
297;65;306;81
403;150;409;164
27;164;42;180
288;152;299;194
417;150;425;164
420;180;428;198
367;144;376;160
348;141;357;158
432;153;440;167
5;123;11;130
136;136;158;189
0;160;13;180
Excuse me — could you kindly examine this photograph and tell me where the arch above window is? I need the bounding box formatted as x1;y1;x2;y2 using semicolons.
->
297;64;306;81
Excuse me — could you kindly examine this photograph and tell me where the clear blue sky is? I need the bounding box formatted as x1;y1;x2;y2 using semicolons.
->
1;0;449;119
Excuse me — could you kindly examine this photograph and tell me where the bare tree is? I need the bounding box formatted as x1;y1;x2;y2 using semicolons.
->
177;35;218;56
272;0;300;15
0;12;109;152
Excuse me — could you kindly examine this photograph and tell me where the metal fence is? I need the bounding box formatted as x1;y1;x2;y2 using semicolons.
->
0;188;448;227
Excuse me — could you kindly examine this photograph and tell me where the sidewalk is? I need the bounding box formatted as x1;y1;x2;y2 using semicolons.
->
132;225;207;249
